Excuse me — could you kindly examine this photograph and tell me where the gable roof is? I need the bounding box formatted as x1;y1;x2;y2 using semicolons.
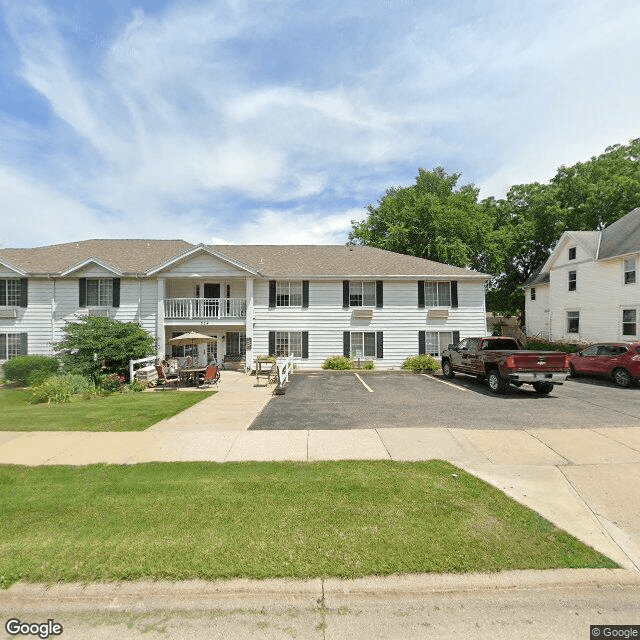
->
598;207;640;259
0;240;491;279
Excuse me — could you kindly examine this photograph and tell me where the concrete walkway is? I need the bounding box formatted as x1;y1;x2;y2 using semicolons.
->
1;371;639;573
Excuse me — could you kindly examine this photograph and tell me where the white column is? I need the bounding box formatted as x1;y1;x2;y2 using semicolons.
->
156;278;165;358
245;277;254;372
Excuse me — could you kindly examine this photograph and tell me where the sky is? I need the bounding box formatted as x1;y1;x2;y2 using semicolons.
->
1;0;639;248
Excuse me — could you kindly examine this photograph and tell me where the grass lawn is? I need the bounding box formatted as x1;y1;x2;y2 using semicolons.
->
0;388;215;431
0;460;616;588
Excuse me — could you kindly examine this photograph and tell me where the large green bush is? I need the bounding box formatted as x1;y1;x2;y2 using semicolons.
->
30;374;95;404
524;339;584;353
55;316;155;383
2;355;59;385
401;354;441;372
321;355;354;370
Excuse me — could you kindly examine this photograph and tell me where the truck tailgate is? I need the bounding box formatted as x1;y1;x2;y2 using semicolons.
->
511;351;567;371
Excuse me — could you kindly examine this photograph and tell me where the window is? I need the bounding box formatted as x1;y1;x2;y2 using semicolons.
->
567;311;579;334
0;333;22;359
275;331;302;357
424;331;453;357
87;278;113;306
276;281;303;307
170;331;198;359
568;271;577;291
349;281;376;307
0;279;21;306
424;281;451;306
530;287;536;301
623;309;637;336
568;247;576;260
624;258;636;284
350;331;376;358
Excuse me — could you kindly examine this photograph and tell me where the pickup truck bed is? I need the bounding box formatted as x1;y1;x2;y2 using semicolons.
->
441;337;569;395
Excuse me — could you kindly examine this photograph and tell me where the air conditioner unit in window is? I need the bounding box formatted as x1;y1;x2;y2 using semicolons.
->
427;309;449;319
88;308;111;317
352;309;373;319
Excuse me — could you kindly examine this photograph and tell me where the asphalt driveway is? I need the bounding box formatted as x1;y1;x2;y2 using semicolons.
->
249;371;640;430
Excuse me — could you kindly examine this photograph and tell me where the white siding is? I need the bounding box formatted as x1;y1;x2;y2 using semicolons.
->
251;279;487;369
160;253;247;277
524;284;550;337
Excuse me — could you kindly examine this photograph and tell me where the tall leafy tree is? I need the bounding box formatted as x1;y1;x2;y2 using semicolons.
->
349;167;498;272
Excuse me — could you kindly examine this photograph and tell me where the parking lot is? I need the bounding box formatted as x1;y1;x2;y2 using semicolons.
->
250;371;640;430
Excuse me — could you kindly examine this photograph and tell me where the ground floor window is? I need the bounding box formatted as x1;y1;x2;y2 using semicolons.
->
0;333;22;359
350;332;376;358
170;332;198;358
275;331;302;357
622;309;637;336
226;331;247;356
567;311;580;334
424;331;453;357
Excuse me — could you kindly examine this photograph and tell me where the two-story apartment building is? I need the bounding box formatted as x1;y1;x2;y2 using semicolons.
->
0;240;490;370
524;207;640;343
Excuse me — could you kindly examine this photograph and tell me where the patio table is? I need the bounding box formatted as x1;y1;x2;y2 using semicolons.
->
178;366;207;387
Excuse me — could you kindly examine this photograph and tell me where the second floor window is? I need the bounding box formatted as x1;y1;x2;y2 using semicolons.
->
0;279;21;306
424;281;451;306
568;247;576;260
276;281;302;307
568;271;577;291
624;258;636;284
87;278;113;306
530;287;536;301
349;281;376;307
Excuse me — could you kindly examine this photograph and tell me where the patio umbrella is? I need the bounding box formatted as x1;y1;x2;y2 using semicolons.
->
168;331;217;346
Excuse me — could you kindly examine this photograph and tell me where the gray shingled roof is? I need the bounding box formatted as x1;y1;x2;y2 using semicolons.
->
598;207;640;259
522;269;550;288
0;239;491;278
568;231;600;257
210;245;489;278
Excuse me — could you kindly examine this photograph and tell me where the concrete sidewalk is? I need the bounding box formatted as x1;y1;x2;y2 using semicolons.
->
1;371;639;573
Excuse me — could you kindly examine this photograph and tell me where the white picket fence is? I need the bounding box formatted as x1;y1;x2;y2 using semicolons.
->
276;353;295;389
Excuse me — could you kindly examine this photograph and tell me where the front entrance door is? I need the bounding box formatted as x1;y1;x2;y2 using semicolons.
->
226;331;246;361
203;283;221;318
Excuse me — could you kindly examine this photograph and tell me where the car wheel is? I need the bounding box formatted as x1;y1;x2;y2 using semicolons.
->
487;369;506;394
442;359;455;378
532;381;553;395
569;364;578;378
613;368;632;388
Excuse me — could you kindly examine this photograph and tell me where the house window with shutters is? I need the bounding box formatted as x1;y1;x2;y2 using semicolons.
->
0;279;22;306
350;331;376;358
0;333;24;359
86;278;113;306
276;281;303;307
349;281;376;307
424;281;452;306
275;331;302;357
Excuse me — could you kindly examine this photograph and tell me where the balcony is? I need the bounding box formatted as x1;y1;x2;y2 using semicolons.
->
164;298;246;319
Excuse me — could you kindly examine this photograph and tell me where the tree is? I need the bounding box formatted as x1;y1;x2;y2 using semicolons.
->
349;167;499;272
55;316;155;382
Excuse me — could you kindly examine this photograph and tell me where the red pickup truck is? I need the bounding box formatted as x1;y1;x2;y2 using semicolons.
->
440;336;570;395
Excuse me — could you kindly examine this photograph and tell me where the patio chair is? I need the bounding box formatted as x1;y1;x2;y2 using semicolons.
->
200;364;220;388
155;364;179;390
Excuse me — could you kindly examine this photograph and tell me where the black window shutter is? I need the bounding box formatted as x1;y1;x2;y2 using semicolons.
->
112;278;120;307
418;331;426;355
376;280;383;308
453;330;460;346
20;332;28;355
343;331;350;357
451;281;458;308
0;280;5;306
268;281;276;308
302;331;309;359
79;278;87;307
302;281;309;308
342;281;350;308
376;332;384;359
268;331;276;356
19;279;28;308
418;281;425;308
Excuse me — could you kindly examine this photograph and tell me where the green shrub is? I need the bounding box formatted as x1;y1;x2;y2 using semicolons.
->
30;374;94;404
524;339;584;353
361;361;375;370
3;355;59;385
321;355;354;370
100;373;126;393
401;354;441;372
126;379;148;393
27;368;56;387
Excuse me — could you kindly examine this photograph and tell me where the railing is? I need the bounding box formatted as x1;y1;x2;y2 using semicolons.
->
276;353;295;388
164;298;246;319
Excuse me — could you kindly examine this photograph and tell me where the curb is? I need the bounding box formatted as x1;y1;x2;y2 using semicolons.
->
1;569;639;611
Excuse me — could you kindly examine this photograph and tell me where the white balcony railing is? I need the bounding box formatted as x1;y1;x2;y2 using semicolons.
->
164;298;246;319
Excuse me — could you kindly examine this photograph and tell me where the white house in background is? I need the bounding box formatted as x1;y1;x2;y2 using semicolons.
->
524;207;640;343
0;240;490;369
